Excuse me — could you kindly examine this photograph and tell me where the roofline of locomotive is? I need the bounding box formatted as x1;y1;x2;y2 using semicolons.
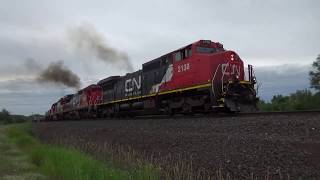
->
143;40;225;67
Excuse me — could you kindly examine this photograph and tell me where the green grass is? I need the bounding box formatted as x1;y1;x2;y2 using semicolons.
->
5;123;160;180
0;124;45;180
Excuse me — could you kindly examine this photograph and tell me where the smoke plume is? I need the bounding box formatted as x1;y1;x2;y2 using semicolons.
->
68;23;134;72
37;61;81;89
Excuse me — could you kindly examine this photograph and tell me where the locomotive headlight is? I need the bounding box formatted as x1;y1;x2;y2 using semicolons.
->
231;54;234;61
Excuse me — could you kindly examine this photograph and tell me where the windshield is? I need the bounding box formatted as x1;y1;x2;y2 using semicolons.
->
196;46;216;54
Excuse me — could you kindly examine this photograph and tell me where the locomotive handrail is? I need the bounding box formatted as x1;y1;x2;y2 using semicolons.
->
221;62;230;93
211;64;221;98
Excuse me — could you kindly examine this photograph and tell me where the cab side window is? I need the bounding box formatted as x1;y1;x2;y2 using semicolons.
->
175;52;182;62
161;54;172;65
174;46;192;62
185;48;192;58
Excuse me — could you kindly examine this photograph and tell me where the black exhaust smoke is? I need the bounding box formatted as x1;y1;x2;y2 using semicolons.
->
68;23;134;72
37;61;81;89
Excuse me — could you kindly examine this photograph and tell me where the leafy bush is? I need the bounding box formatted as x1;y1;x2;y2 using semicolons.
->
0;109;12;124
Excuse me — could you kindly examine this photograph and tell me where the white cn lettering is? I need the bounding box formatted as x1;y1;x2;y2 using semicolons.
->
221;64;230;76
125;79;133;92
133;76;141;90
125;76;141;93
231;65;240;76
222;64;240;76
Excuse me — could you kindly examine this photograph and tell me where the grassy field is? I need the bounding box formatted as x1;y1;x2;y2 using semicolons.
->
0;124;45;180
1;123;160;180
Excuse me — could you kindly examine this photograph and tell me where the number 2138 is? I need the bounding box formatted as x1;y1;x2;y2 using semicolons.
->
177;63;190;73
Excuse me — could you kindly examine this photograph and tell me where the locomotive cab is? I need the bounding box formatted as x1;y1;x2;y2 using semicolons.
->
157;40;258;113
193;41;258;112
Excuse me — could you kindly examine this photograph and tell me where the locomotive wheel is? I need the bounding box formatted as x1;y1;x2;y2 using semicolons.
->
203;103;212;114
166;106;175;116
182;103;192;115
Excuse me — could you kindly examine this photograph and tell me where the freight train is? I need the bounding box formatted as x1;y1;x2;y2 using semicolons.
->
45;40;258;120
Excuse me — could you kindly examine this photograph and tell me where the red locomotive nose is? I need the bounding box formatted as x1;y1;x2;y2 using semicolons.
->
222;51;244;81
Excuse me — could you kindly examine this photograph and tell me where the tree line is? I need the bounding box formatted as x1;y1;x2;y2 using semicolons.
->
259;54;320;111
0;109;42;124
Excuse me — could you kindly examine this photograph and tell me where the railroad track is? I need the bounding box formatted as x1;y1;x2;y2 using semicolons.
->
238;110;320;116
38;110;320;122
114;110;320;120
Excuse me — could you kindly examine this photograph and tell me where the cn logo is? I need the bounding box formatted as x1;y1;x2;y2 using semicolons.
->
221;64;240;76
125;76;141;93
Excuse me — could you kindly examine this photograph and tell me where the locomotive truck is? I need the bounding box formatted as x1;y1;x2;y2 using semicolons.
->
45;40;258;120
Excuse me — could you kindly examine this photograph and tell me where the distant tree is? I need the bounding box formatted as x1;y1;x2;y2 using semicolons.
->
2;109;10;117
0;109;11;124
310;54;320;91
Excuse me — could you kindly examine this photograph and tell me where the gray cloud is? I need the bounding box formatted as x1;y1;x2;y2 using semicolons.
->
0;91;70;115
24;58;42;72
254;64;311;101
0;78;35;93
0;78;73;115
0;59;41;78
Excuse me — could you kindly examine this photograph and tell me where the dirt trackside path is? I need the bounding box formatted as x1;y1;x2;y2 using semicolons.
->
0;126;45;180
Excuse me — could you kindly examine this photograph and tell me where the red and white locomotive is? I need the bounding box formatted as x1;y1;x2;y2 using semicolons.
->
45;40;258;120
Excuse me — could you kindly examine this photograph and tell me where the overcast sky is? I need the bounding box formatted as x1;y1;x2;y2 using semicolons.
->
0;0;319;115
